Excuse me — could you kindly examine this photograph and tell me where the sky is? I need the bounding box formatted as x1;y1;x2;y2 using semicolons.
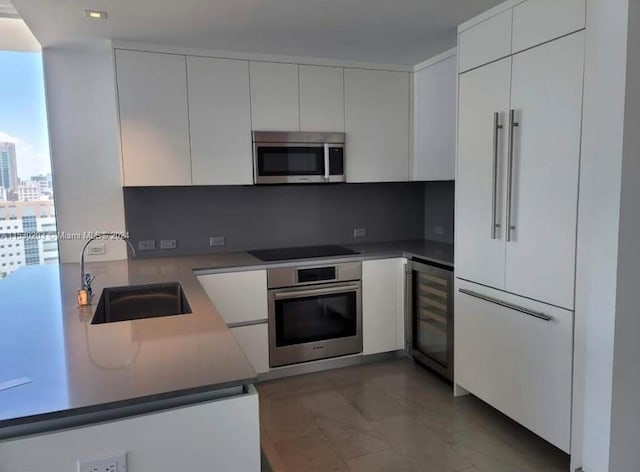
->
0;50;52;180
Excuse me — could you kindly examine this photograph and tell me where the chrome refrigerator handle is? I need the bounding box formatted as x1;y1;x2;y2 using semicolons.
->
506;109;519;242
491;112;504;240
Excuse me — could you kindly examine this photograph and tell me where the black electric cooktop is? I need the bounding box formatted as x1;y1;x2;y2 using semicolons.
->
248;245;359;262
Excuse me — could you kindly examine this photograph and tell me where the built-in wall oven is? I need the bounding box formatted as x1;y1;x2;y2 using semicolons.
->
406;259;454;381
253;132;346;184
267;262;362;367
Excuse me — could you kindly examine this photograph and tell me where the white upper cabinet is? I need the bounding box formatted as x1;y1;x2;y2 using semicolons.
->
344;69;410;183
249;62;300;131
413;53;457;181
458;9;512;73
512;0;586;54
456;57;512;290
116;50;192;186
187;57;253;186
505;32;585;310
299;65;344;132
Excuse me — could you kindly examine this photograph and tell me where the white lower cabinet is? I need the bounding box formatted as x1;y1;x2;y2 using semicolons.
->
197;270;268;325
362;258;406;355
455;279;573;452
230;324;269;374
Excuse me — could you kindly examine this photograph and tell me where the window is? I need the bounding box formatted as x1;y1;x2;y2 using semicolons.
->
0;35;58;280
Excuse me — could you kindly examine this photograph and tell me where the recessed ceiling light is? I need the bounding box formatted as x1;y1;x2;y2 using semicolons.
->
84;9;107;20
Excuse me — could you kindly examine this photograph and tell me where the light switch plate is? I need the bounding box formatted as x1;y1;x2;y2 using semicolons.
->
353;228;367;238
434;226;444;235
210;236;225;247
138;240;156;251
78;452;127;472
87;244;106;256
160;239;177;250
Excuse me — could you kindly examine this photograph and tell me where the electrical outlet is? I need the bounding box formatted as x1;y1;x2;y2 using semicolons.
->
434;226;444;236
87;244;106;256
353;228;367;238
78;452;127;472
209;236;225;247
138;240;156;251
160;239;177;250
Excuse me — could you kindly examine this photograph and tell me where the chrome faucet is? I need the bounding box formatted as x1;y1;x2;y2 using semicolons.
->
78;233;137;306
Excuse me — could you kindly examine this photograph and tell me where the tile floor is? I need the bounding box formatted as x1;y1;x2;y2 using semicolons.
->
257;359;570;472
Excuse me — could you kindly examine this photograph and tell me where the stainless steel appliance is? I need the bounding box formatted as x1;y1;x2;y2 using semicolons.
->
406;259;454;381
253;131;345;184
267;262;362;367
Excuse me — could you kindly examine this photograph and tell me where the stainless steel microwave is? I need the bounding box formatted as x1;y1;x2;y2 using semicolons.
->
253;131;345;184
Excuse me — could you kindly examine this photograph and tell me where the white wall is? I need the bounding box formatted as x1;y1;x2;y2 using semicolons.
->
43;41;127;263
609;1;640;470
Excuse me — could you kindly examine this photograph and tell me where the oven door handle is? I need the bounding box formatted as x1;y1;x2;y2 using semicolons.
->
324;143;330;180
272;282;361;300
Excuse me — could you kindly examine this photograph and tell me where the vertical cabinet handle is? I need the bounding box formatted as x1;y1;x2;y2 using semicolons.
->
506;109;519;242
491;112;503;240
324;143;330;180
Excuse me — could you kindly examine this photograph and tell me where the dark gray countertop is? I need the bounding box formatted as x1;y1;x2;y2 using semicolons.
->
0;239;452;439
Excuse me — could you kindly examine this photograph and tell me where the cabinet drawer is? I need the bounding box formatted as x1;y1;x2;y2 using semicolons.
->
230;324;269;374
197;270;268;325
454;280;572;452
512;0;586;54
459;9;512;73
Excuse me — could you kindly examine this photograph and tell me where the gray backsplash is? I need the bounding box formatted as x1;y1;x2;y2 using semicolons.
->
424;181;455;244
123;182;434;258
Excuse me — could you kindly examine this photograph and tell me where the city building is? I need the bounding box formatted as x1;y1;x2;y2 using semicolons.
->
17;182;41;201
0;201;58;279
0;142;18;195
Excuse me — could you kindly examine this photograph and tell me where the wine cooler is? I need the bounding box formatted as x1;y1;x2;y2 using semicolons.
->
406;258;454;381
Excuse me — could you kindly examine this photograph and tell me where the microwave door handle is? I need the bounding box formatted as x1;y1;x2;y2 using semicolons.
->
324;143;330;180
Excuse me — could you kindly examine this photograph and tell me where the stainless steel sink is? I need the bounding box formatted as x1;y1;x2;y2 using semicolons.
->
92;282;192;324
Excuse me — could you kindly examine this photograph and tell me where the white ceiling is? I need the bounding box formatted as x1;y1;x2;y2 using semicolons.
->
12;0;503;65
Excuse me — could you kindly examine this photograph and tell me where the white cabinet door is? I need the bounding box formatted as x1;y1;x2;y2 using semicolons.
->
458;9;512;73
187;57;253;185
512;0;586;54
230;324;269;374
363;259;401;355
345;69;410;183
456;57;511;290
249;62;299;131
505;32;584;310
197;270;268;325
116;50;191;186
455;279;573;452
413;54;457;181
299;65;344;132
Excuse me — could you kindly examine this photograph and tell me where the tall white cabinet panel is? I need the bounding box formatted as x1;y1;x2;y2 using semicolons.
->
512;0;586;54
456;57;512;290
116;50;191;186
299;65;344;132
362;259;402;355
413;54;457;181
455;280;573;452
458;9;512;73
187;57;253;185
505;32;585;309
249;62;299;131
344;69;410;183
